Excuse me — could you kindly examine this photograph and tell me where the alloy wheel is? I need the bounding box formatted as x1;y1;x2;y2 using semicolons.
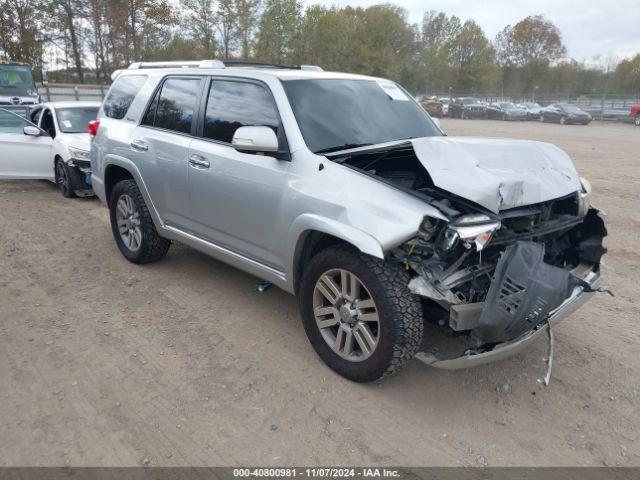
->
56;161;69;195
635;116;640;126
115;194;142;252
312;268;380;362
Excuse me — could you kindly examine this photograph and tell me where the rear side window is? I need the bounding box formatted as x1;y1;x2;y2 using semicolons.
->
103;75;147;119
142;77;201;134
203;80;278;143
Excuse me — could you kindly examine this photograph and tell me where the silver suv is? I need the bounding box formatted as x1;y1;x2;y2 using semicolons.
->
91;61;607;382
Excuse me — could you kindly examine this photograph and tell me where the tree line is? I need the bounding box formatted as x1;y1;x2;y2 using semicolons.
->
1;0;639;96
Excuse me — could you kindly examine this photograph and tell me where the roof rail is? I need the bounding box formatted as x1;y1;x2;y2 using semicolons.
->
126;59;323;71
223;61;323;71
222;61;296;69
128;60;225;70
299;65;323;71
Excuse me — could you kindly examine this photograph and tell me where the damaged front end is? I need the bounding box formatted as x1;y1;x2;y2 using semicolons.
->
329;141;607;369
399;196;607;369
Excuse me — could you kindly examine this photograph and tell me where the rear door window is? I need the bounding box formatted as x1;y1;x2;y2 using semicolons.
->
103;75;147;119
202;80;279;143
142;77;201;134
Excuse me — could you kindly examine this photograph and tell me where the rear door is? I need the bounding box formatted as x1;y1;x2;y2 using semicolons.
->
0;108;53;180
129;76;204;229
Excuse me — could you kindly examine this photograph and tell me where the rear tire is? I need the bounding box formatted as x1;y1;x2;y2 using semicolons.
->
299;245;423;382
539;115;545;123
560;116;566;125
109;179;170;264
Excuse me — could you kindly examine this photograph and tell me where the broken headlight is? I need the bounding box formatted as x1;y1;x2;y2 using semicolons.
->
68;146;91;161
448;214;501;251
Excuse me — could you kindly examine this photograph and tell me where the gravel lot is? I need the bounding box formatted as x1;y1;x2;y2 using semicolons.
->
1;119;639;467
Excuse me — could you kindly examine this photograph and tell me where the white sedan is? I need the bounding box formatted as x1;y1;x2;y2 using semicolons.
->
0;101;99;197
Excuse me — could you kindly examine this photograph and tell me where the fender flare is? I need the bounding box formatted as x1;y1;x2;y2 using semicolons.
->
103;155;164;230
285;213;387;292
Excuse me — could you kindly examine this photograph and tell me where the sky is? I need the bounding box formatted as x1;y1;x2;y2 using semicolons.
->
301;0;640;65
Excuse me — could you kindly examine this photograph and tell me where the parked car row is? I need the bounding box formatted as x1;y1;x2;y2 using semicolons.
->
0;62;607;384
423;96;594;125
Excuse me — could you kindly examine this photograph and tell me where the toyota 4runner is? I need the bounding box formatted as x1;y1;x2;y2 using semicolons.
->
91;60;607;382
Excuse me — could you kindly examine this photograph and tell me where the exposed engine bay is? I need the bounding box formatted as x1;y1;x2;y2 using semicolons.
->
328;142;607;360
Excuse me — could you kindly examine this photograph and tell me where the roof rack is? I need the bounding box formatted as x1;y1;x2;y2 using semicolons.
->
128;60;225;70
126;60;323;71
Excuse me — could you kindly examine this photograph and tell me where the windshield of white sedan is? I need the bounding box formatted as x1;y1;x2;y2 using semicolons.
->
56;107;99;133
282;79;441;154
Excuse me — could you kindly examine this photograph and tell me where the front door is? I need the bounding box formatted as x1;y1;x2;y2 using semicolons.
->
0;108;53;180
185;78;289;270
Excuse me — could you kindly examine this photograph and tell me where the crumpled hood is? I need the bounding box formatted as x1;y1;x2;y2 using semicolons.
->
58;133;91;152
411;136;581;213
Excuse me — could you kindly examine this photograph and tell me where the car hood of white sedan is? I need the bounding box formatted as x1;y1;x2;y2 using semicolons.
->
58;133;91;152
411;136;581;213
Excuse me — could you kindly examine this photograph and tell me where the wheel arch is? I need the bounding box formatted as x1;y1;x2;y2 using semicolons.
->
288;216;386;295
104;164;135;204
102;159;164;231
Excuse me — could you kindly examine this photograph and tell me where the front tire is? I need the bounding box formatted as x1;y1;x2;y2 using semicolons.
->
109;179;171;264
55;159;79;198
635;115;640;126
560;116;566;125
299;245;423;382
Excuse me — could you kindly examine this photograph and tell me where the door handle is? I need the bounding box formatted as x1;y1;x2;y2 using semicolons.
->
130;140;148;152
189;154;210;169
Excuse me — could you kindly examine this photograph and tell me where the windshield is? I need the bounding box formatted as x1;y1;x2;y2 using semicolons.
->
56;107;98;133
0;65;37;97
461;98;480;105
282;78;441;154
499;102;516;109
523;103;540;108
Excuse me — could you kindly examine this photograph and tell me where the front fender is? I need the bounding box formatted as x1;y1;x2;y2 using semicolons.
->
284;214;386;293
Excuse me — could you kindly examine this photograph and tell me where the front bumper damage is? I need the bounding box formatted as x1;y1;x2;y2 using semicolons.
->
403;206;607;371
65;158;94;197
416;262;600;369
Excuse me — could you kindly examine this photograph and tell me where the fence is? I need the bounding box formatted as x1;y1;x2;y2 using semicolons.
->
37;83;108;102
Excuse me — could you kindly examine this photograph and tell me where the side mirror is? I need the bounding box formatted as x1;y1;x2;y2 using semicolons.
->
232;126;279;154
23;125;42;137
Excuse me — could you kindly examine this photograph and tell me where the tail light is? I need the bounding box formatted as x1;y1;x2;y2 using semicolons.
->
88;120;100;137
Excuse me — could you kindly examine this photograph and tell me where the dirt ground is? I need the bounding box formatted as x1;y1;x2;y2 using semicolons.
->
1;119;639;467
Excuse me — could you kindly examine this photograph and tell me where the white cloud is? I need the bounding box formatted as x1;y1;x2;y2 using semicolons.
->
300;0;640;63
